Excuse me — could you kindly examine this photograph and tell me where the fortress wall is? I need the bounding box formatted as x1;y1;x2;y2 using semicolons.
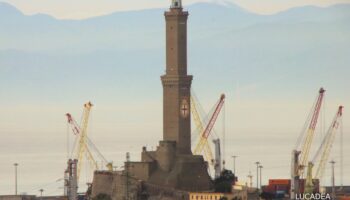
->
91;171;115;198
91;171;141;200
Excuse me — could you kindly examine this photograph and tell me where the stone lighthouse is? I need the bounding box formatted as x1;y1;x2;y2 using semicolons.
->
128;0;212;190
162;0;192;155
129;0;212;190
91;1;213;197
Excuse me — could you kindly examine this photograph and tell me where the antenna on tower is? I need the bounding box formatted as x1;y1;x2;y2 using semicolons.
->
171;0;182;8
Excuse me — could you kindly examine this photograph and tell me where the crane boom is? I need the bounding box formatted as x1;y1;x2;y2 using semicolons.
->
190;96;214;164
304;106;343;194
76;102;93;179
66;114;111;166
66;113;80;135
299;88;325;174
314;106;343;179
194;94;225;155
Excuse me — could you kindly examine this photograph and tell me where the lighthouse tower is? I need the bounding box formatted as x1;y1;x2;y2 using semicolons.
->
91;1;213;197
162;0;192;155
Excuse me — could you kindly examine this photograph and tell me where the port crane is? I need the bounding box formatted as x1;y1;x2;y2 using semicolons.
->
66;102;112;182
304;106;343;194
191;93;225;178
291;88;325;199
190;95;214;165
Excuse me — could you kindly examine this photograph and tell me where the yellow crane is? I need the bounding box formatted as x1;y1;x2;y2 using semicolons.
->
76;102;95;178
190;95;214;165
191;93;225;175
66;102;112;181
305;106;343;194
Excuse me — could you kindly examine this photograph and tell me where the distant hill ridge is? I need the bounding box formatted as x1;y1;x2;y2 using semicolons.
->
0;1;349;101
1;1;350;20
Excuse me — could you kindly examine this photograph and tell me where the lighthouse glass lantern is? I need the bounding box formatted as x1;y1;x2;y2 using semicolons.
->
171;0;182;8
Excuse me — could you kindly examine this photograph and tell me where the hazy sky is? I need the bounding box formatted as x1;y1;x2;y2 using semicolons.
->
0;0;350;19
0;0;349;195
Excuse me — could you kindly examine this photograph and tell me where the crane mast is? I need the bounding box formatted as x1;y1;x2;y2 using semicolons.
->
304;162;315;195
213;138;222;178
65;159;78;200
291;88;325;199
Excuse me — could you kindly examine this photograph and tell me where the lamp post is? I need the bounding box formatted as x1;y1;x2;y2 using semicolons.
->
255;162;260;190
232;155;238;175
39;189;44;200
330;161;336;199
14;163;18;195
255;162;261;200
259;165;263;189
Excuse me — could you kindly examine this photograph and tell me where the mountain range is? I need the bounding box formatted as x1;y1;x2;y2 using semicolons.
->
0;1;350;103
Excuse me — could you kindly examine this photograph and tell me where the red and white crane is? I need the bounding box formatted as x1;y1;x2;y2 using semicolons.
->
291;88;325;199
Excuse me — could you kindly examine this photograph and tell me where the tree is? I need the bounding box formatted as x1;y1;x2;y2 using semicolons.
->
214;169;235;193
